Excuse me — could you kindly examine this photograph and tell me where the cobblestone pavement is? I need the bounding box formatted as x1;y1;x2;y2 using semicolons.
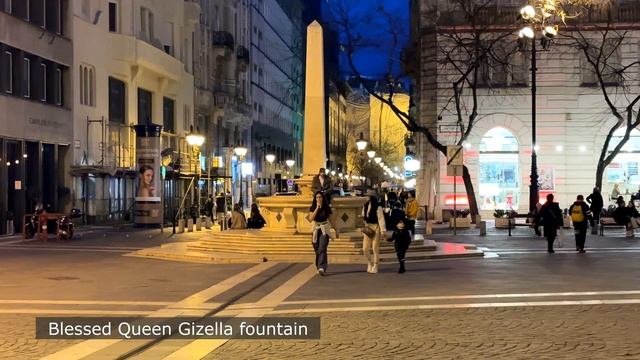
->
208;305;640;360
0;314;79;360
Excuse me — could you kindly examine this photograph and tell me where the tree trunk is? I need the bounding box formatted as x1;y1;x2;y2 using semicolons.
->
595;163;605;191
462;165;480;224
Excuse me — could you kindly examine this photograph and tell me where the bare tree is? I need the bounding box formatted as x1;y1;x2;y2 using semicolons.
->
564;5;640;190
328;0;518;220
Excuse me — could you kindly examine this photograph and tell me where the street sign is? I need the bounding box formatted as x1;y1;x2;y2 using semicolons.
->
446;145;464;176
446;145;463;166
286;179;294;187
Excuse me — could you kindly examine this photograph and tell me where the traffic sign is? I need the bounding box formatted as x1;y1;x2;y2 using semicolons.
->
446;145;463;166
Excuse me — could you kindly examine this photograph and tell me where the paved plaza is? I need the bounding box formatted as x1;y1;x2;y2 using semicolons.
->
1;226;640;359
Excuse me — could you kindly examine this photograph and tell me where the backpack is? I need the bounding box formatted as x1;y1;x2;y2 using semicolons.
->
571;205;584;223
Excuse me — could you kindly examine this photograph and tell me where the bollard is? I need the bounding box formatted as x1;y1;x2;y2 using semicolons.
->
6;220;14;236
205;217;212;230
178;219;185;233
187;219;194;232
195;218;202;231
426;220;433;235
479;220;487;236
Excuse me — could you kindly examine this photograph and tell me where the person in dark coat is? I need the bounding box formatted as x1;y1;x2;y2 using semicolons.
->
247;204;266;229
205;195;214;218
586;187;604;234
388;219;412;273
539;193;563;253
613;198;634;238
569;195;591;253
387;201;406;231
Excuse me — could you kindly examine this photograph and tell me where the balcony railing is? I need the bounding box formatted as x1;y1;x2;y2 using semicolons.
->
212;31;234;50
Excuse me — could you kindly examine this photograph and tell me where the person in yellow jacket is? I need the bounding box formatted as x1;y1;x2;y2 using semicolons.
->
405;191;418;235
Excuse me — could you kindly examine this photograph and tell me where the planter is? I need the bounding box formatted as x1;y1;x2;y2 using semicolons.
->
494;217;515;229
450;216;471;228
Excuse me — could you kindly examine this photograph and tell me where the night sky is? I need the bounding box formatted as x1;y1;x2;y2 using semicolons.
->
320;0;410;78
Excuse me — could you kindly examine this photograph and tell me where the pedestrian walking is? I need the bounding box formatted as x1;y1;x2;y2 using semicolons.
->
404;191;418;235
361;191;386;273
306;191;338;276
586;187;603;234
539;194;563;253
569;195;591;253
388;219;412;273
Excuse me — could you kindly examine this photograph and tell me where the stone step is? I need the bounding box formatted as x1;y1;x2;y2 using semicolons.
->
197;238;427;248
188;243;437;255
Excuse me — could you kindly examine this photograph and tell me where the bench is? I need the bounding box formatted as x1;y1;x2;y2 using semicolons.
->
599;217;626;236
505;214;536;236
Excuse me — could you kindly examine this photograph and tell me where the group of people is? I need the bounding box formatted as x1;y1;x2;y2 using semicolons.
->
534;186;640;253
307;188;418;276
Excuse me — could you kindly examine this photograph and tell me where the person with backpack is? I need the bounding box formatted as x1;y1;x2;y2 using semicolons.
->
569;195;591;253
539;193;563;253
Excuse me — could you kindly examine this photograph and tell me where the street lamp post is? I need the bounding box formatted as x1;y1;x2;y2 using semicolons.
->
285;159;295;191
266;153;275;195
234;145;248;208
519;3;558;212
186;126;205;218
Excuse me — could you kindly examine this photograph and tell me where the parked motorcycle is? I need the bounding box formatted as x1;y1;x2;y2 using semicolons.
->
24;203;45;239
56;208;82;240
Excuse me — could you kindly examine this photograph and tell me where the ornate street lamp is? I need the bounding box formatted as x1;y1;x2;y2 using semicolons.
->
367;150;376;159
186;126;206;217
234;145;248;208
374;157;382;164
356;132;368;151
265;154;276;195
518;0;564;212
285;159;295;168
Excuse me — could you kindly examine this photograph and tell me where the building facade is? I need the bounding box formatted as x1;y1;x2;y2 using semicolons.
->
411;0;640;218
250;0;304;196
193;0;251;206
71;0;198;224
0;0;72;234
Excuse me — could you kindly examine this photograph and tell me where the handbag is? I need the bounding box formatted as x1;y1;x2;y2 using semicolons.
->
361;226;376;238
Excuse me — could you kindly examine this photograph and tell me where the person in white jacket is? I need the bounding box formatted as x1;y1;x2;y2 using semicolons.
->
362;191;386;273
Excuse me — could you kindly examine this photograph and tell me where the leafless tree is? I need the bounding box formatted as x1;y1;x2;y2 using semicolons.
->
328;0;519;220
564;5;640;190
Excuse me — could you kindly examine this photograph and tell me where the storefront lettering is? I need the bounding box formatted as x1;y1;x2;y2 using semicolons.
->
29;118;62;128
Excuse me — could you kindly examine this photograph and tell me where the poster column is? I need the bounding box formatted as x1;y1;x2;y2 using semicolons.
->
134;124;163;226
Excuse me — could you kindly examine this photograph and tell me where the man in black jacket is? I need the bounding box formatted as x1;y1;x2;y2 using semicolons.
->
569;195;591;253
540;194;563;253
586;187;604;234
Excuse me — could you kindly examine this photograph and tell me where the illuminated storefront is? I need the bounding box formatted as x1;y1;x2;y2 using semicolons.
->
606;128;640;199
478;127;519;210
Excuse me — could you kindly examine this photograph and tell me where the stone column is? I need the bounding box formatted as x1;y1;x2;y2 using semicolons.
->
297;21;326;196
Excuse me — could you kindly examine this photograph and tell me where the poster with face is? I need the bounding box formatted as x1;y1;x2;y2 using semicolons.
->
134;125;163;225
539;166;555;191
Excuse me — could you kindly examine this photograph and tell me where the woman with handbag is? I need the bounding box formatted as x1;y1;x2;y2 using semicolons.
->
362;192;386;273
306;191;339;276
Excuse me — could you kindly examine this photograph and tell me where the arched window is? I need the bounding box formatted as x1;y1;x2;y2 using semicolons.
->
479;127;519;210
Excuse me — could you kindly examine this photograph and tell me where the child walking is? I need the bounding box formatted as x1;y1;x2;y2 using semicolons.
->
388;219;412;273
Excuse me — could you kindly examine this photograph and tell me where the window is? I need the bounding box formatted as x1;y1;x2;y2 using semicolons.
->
108;1;118;32
108;77;126;124
163;97;175;133
581;38;622;86
24;0;29;20
137;88;152;125
40;63;46;101
23;58;30;98
79;64;95;106
45;0;62;34
55;68;62;105
3;51;12;93
478;127;520;210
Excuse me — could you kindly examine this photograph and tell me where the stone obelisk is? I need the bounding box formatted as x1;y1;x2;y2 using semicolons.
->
297;20;325;196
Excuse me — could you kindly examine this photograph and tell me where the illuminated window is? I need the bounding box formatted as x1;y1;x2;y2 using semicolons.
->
478;127;519;210
606;128;640;194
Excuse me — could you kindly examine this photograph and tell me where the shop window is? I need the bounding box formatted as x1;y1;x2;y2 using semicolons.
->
606;128;640;196
478;127;519;210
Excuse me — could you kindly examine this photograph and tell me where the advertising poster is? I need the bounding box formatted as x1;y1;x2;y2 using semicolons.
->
134;124;163;225
539;166;555;191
